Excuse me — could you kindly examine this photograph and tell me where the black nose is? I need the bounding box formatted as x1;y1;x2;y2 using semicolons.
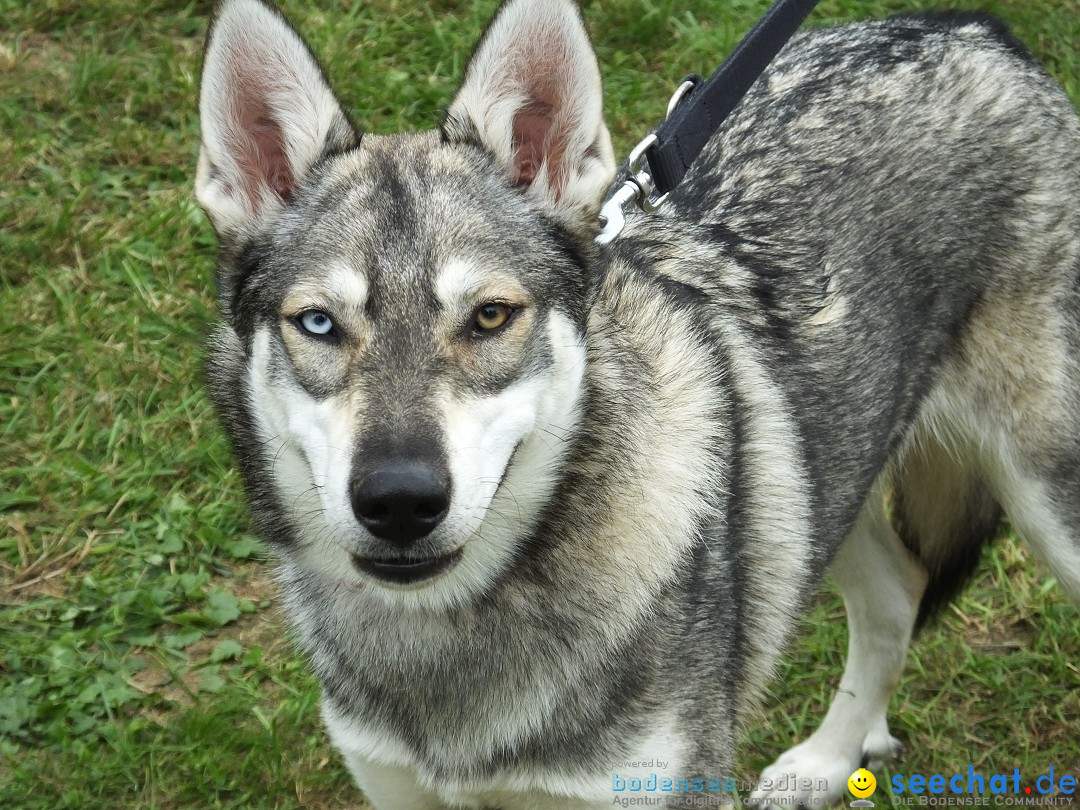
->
350;462;450;545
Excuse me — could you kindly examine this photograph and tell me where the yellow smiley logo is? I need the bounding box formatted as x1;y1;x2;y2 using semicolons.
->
848;768;876;799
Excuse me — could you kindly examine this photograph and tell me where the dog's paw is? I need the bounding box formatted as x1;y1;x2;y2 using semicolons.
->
748;730;903;808
862;729;902;770
748;740;856;808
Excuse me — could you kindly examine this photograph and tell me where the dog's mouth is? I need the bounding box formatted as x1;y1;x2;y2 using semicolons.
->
350;548;463;586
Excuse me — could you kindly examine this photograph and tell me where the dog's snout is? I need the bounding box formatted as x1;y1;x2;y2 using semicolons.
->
350;462;450;544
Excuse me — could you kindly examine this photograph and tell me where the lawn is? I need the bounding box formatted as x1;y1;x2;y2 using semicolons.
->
1;0;1077;808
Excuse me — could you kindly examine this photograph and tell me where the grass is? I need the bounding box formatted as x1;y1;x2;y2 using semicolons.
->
0;0;1077;807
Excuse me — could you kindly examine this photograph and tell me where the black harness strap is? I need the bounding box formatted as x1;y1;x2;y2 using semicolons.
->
645;0;820;196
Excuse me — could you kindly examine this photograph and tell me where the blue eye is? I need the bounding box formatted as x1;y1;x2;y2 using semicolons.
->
298;310;335;336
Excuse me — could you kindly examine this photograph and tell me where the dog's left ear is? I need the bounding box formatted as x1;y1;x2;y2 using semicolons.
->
444;0;615;230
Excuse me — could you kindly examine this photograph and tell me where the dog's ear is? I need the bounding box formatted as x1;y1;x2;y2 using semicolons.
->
443;0;615;230
196;0;358;240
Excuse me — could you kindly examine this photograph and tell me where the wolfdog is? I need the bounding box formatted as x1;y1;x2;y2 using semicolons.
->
194;0;1080;806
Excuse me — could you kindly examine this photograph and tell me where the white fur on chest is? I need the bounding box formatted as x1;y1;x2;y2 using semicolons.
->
323;702;686;809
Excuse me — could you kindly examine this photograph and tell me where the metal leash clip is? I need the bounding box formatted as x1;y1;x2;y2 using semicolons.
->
596;79;696;246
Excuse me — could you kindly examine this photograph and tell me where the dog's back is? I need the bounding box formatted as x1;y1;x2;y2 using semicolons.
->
653;12;1080;589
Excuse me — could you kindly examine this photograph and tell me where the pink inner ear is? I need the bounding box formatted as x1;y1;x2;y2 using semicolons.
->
249;113;295;201
511;104;551;186
511;98;566;194
225;52;297;208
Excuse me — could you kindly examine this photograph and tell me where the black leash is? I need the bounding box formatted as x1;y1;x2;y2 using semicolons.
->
597;0;821;244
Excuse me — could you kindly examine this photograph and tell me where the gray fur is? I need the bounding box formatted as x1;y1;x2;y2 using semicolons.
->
196;2;1080;808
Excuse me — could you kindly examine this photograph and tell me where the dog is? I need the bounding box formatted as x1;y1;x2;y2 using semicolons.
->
194;0;1080;807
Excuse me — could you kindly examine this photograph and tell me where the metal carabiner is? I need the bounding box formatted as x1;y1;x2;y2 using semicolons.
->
595;80;696;244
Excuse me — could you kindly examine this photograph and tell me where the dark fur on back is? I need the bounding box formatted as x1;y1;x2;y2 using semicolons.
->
889;10;1041;66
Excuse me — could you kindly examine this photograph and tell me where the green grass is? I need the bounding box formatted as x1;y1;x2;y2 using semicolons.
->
1;0;1077;807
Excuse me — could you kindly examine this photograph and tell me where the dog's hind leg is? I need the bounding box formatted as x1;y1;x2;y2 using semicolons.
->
751;481;927;807
985;430;1080;605
999;480;1080;605
995;318;1080;604
944;281;1080;605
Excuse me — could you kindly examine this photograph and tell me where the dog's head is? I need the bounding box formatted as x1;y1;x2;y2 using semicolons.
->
196;0;616;607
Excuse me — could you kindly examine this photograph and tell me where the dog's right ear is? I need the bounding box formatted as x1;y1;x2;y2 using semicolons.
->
196;0;358;241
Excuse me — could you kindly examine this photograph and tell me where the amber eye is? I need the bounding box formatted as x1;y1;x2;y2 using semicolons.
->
472;302;515;334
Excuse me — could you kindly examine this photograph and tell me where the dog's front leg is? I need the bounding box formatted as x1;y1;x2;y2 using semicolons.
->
751;484;927;806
